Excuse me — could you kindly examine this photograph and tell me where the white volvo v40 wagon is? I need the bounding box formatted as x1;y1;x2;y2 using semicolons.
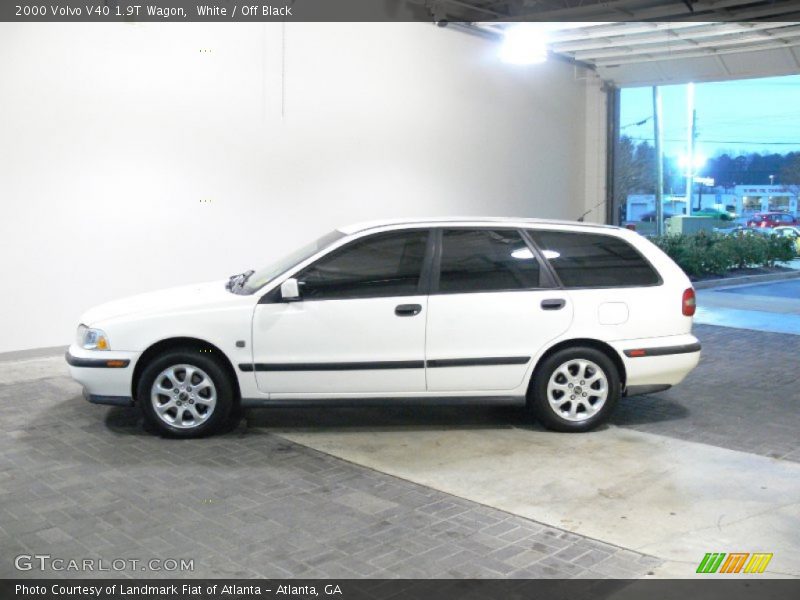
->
67;218;701;437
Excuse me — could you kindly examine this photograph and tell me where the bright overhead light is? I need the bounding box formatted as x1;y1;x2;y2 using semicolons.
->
678;153;707;170
499;24;549;65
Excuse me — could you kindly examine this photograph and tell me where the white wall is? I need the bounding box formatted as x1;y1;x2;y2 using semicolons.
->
580;71;608;225
0;22;593;353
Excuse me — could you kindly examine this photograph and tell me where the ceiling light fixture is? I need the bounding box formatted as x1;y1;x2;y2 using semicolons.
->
499;23;550;65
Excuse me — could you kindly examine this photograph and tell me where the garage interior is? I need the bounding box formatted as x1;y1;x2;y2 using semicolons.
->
2;1;800;581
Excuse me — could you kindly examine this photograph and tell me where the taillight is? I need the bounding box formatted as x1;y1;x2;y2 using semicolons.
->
682;287;696;317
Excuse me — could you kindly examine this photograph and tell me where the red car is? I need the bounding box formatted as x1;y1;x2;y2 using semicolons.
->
746;212;798;228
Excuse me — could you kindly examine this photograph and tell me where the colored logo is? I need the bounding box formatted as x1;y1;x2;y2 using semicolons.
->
696;552;773;574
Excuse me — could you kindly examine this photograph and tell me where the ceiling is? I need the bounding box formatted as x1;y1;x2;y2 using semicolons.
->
420;1;800;86
424;0;800;21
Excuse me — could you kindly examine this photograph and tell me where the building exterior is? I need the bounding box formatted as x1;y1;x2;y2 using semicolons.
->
626;185;797;222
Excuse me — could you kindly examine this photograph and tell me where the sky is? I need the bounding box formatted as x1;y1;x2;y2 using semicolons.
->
619;74;800;160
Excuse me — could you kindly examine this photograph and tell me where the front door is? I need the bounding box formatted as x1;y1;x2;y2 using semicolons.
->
252;228;431;395
425;228;574;392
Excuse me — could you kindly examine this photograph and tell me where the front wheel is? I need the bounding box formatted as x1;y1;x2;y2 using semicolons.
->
138;349;233;438
529;347;620;432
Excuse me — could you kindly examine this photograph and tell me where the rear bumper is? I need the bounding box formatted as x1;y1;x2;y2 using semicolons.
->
610;334;701;388
66;345;139;403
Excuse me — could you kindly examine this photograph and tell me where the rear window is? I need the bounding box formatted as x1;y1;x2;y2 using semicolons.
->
531;230;661;288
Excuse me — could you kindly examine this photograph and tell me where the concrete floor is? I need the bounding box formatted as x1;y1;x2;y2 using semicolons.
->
272;420;799;578
1;281;798;579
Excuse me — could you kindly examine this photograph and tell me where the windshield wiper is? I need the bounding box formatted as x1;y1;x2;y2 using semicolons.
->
225;270;254;292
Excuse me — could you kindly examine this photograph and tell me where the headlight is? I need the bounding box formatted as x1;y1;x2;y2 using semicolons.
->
76;325;110;350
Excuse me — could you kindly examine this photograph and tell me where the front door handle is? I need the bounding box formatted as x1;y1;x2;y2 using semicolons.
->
541;298;566;310
395;303;422;317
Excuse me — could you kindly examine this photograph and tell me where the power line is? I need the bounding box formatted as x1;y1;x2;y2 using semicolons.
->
625;137;800;146
621;116;652;129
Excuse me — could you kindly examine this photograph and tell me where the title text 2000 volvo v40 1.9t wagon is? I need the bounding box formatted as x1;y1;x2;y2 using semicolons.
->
67;218;701;437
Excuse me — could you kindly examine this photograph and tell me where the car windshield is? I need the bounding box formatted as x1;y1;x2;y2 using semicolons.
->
238;230;346;294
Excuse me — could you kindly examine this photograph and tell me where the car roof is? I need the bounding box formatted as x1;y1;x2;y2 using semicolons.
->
337;217;618;235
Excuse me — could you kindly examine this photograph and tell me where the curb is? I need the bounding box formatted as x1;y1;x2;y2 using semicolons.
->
693;269;800;290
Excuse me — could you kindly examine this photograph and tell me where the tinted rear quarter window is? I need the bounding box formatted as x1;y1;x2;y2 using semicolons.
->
531;230;661;288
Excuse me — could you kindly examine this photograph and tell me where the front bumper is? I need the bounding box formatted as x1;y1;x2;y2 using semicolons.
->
82;389;135;407
66;345;140;407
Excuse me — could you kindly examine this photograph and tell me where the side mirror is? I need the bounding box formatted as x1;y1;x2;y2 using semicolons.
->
280;278;301;301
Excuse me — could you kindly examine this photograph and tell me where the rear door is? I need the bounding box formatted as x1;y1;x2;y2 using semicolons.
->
424;228;573;393
528;229;669;338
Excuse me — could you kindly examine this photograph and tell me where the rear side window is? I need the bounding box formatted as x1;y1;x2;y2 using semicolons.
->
438;229;541;293
298;230;428;300
531;230;661;288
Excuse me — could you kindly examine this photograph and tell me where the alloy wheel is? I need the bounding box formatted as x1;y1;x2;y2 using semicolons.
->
150;364;217;429
546;359;608;422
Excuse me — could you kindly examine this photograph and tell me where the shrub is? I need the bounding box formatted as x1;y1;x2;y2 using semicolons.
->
718;233;767;269
765;234;797;266
651;230;797;278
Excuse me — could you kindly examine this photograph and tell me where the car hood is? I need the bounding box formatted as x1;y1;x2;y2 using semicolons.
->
80;280;241;326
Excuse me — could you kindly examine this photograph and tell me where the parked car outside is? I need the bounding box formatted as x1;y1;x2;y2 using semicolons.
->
773;226;800;254
66;218;701;437
639;210;675;222
746;212;798;228
717;225;772;237
694;208;734;221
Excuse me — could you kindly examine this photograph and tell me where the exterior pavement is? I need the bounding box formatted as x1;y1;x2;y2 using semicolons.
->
694;279;800;335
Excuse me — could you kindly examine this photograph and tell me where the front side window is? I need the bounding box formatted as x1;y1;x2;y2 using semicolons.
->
242;230;345;294
438;229;541;293
297;230;429;300
531;230;661;288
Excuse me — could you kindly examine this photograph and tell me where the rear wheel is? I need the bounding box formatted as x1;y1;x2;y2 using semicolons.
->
138;349;233;438
529;346;620;432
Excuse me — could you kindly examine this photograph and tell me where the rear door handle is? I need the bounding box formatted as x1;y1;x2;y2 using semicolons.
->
541;298;566;310
395;303;422;317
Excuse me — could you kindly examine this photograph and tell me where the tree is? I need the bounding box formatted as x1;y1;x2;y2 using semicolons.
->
779;153;800;196
705;151;800;187
613;136;675;221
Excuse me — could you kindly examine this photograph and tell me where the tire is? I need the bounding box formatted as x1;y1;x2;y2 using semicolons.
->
529;346;620;433
137;348;233;438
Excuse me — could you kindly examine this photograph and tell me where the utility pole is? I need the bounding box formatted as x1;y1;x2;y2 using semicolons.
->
697;181;704;212
685;83;696;216
652;86;665;235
